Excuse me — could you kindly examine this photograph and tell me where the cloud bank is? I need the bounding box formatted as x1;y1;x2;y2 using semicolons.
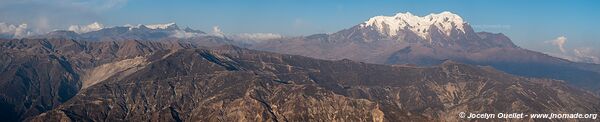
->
572;47;600;64
209;26;283;43
68;22;104;33
0;21;284;45
172;30;203;38
0;23;33;38
544;36;600;64
211;26;225;37
229;33;283;43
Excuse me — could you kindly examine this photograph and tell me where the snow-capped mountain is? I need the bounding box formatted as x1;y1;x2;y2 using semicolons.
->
144;22;178;29
250;11;600;94
327;12;507;51
254;11;521;65
360;11;466;39
124;22;180;30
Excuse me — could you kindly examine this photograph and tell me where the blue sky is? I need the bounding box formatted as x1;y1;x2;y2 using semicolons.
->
1;0;599;54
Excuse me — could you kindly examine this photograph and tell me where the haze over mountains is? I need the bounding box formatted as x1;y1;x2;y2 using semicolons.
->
1;11;600;121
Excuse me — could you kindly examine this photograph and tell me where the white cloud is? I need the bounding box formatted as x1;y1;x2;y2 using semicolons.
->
548;36;567;53
229;33;283;43
68;22;104;33
235;33;282;40
0;22;33;38
572;47;600;64
212;26;225;37
207;26;283;43
171;30;202;38
145;22;176;29
543;36;600;64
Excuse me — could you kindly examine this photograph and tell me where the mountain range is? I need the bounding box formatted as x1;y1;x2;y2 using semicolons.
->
1;11;600;121
250;11;600;94
31;23;205;41
0;39;597;121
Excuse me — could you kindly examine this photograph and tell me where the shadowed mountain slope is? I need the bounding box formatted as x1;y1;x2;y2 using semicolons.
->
24;44;600;121
0;39;198;121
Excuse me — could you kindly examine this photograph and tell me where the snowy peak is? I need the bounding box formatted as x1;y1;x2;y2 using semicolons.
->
360;11;466;38
124;22;179;30
145;22;178;29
